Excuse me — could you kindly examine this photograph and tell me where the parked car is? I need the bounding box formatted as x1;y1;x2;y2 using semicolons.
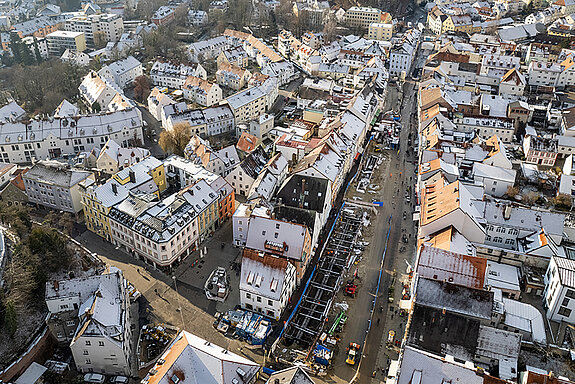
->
110;376;129;384
84;373;106;384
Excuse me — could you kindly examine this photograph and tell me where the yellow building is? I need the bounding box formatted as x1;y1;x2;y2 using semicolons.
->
112;156;167;197
80;179;129;240
449;15;473;34
81;156;167;239
179;179;220;242
368;22;393;40
428;7;474;35
46;30;86;56
345;7;391;29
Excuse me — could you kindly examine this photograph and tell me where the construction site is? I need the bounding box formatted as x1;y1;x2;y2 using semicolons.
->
273;203;371;374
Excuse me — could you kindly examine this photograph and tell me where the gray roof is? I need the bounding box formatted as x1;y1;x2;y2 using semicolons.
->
226;87;266;110
476;324;521;360
105;55;141;75
472;162;516;183
558;135;575;148
267;367;315;384
398;346;483;384
415;277;493;320
0;108;141;144
245;216;308;261
483;201;565;236
0;101;26;123
24;161;92;188
555;256;575;288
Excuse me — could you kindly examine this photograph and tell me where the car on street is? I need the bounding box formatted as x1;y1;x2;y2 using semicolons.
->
346;342;361;365
110;376;129;384
84;373;106;383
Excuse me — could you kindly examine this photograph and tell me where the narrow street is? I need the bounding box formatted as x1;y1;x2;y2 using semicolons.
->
356;79;418;384
309;78;420;384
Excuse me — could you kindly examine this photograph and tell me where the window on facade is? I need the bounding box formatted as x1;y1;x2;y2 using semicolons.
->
257;296;261;302
567;289;575;299
559;306;572;317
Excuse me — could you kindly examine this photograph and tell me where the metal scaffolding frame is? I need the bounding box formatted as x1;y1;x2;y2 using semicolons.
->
283;208;365;348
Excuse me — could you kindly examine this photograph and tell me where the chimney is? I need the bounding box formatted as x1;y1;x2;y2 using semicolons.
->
112;183;118;195
129;170;136;183
503;205;511;220
53;280;59;291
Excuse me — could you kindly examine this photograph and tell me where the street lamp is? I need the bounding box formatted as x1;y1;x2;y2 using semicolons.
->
172;275;186;331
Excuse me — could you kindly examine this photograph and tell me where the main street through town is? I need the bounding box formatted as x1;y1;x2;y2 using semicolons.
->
320;78;420;384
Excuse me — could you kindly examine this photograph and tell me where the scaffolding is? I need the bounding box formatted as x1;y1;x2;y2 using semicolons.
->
282;207;366;348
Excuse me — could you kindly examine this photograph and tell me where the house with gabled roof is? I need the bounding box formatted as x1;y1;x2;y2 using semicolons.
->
183;76;222;107
216;62;251;91
245;215;312;281
499;67;526;96
51;268;133;376
184;135;239;177
225;146;268;196
247;153;288;202
142;330;260;384
240;248;297;319
419;180;486;243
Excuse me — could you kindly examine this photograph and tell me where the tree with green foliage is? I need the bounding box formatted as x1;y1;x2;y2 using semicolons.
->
0;203;32;238
4;300;17;338
27;227;71;273
9;32;36;66
32;38;43;63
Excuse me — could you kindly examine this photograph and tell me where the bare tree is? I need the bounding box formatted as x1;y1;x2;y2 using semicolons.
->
554;193;573;211
506;186;519;198
159;122;192;156
323;15;338;43
174;4;190;27
522;191;540;206
134;75;151;102
275;0;295;28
